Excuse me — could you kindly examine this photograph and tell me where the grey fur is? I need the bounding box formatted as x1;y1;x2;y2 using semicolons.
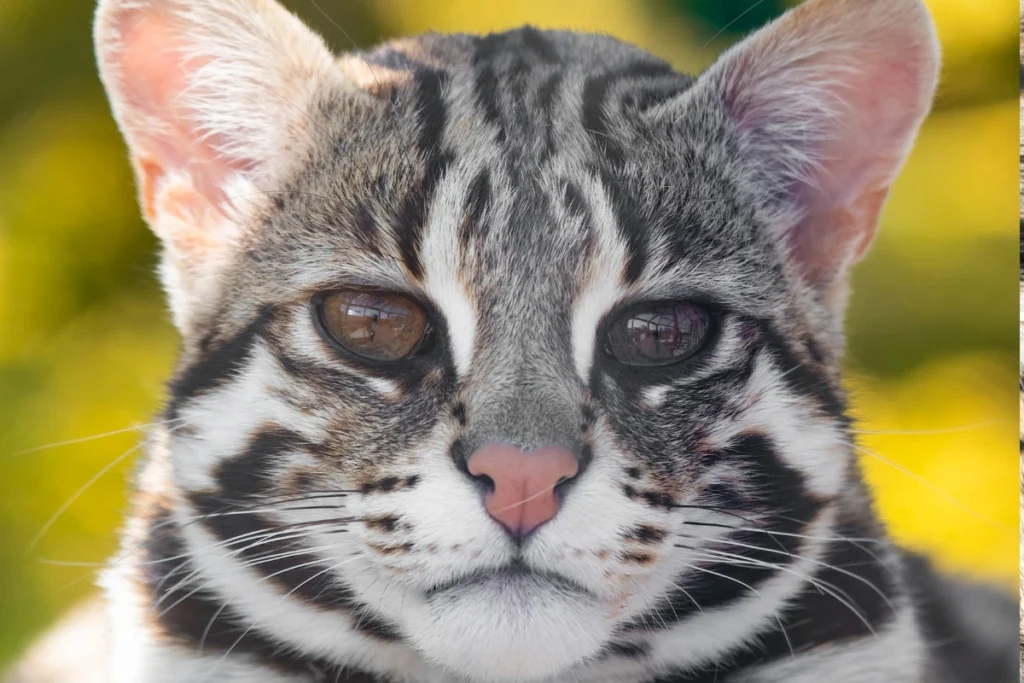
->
9;1;1015;682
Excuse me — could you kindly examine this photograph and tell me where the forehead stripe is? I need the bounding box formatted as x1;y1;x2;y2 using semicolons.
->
396;69;452;281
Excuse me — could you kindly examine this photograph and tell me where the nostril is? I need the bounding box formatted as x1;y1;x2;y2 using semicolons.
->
552;475;577;504
472;472;496;492
465;442;580;538
554;443;589;497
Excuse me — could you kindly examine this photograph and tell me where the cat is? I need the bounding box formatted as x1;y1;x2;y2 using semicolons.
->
1018;3;1023;676
5;0;1018;681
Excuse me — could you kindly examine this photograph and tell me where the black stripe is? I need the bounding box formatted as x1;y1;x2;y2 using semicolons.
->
600;167;648;283
536;71;564;161
582;61;674;167
143;509;389;680
561;179;590;223
189;491;402;640
272;318;456;401
582;61;683;284
601;641;650;659
190;427;402;640
397;69;453;280
626;433;822;631
395;151;451;281
352;201;381;255
518;26;559;63
759;323;848;424
460;167;491;251
215;427;313;498
648;524;896;683
166;308;274;420
473;34;506;142
413;68;448;156
190;491;348;608
271;338;398;392
771;516;896;648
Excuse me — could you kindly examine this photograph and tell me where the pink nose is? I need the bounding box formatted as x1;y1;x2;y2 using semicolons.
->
467;443;579;537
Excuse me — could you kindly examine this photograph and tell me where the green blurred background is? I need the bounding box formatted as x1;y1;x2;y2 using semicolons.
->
0;0;1017;669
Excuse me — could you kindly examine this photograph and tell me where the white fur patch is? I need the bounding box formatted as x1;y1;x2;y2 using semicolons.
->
570;176;629;381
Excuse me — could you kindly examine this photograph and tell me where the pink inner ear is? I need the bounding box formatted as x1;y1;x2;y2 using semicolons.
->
785;56;928;288
708;0;938;292
116;9;237;212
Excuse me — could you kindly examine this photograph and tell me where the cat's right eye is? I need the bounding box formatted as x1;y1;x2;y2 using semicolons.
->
605;301;710;367
316;290;433;362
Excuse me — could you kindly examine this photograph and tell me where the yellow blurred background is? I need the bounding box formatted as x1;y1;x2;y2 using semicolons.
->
0;0;1017;668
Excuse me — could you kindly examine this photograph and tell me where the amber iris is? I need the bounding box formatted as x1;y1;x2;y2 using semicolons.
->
319;290;429;361
606;302;709;366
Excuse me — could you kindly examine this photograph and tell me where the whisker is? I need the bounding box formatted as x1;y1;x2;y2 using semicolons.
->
36;558;110;568
853;443;1012;533
26;440;147;555
201;550;367;667
169;504;352;524
681;562;761;598
642;567;703;619
202;621;258;683
198;601;230;653
672;504;791;554
10;417;186;458
158;538;353;620
491;480;562;514
700;0;771;48
277;552;365;600
148;493;354;535
677;545;877;637
51;505;357;577
677;519;892;571
774;612;795;659
850;422;994;436
153;522;352;605
307;0;405;122
674;534;895;612
680;520;887;545
154;521;355;604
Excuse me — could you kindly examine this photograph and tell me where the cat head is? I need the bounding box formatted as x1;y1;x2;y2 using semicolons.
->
95;0;938;680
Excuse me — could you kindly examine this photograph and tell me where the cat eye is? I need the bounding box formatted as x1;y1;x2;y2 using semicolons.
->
605;302;710;366
316;290;434;362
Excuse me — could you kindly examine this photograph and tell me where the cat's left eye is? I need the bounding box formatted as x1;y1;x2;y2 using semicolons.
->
316;290;434;362
605;302;710;367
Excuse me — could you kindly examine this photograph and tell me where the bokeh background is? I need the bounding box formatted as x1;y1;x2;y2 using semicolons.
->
0;0;1017;669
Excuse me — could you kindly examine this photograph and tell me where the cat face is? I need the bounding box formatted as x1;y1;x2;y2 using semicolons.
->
95;0;938;680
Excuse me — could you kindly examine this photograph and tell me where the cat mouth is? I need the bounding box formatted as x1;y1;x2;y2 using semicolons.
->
423;560;592;598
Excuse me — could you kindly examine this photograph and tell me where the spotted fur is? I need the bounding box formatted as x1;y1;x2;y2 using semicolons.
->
6;1;1017;682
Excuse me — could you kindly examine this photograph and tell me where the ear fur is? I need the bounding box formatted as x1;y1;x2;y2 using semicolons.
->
94;0;355;333
659;0;940;308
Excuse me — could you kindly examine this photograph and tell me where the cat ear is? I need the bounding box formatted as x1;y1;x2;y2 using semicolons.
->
94;0;354;332
663;0;939;302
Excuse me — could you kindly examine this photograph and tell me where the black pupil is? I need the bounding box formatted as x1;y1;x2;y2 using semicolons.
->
610;303;706;365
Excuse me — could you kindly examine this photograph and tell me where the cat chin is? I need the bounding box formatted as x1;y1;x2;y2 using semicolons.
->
405;572;610;682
